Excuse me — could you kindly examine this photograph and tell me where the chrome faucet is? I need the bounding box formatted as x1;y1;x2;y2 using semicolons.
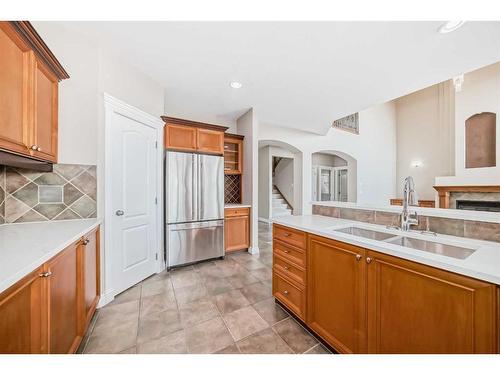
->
401;176;419;231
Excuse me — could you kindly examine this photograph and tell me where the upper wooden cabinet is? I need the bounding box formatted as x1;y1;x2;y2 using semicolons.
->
0;21;68;163
162;116;228;155
224;133;244;174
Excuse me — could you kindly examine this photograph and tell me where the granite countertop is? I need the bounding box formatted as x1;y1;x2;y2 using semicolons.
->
272;215;500;285
0;219;101;294
225;204;252;208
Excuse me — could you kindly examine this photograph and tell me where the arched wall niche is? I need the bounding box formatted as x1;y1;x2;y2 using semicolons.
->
465;112;496;169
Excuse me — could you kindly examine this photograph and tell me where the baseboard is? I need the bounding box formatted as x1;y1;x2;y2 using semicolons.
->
248;246;260;255
258;217;271;223
97;289;115;308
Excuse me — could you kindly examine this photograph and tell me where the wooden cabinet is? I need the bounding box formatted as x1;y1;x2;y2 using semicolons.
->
366;250;497;354
224;134;243;174
272;224;499;354
307;235;367;353
224;207;250;252
162;117;228;155
45;240;81;354
80;227;100;331
0;22;68;163
0;226;100;354
198;128;224;154
272;224;308;321
0;268;45;354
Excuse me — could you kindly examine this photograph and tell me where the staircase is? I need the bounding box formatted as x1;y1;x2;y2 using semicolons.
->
272;186;293;218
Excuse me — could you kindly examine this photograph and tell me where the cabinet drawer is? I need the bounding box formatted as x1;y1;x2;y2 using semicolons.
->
273;239;306;268
225;207;250;217
273;254;306;286
273;272;306;321
273;224;306;249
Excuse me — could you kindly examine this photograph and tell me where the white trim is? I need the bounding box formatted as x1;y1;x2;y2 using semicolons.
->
248;246;260;255
102;93;165;302
258;217;271;223
97;289;115;308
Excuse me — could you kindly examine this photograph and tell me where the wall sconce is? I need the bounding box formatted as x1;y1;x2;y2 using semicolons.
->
411;160;423;168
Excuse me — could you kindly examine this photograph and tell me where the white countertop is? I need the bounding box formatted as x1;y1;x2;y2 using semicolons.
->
0;219;101;294
272;215;500;285
225;204;251;208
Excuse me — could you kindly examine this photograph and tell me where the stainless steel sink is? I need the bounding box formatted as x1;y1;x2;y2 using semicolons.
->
386;236;476;259
334;226;396;241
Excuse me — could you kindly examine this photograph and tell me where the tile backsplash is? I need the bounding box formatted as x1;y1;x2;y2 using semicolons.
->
312;204;500;243
0;164;97;224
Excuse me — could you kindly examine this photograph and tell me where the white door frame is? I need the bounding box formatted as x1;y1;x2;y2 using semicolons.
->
101;93;164;306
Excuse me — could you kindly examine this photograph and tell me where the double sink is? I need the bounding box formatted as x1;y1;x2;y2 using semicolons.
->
334;226;476;260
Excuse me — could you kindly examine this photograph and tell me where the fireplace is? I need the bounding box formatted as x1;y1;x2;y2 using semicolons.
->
456;200;500;212
433;185;500;208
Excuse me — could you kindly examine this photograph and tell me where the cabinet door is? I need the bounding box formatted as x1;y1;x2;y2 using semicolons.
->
224;215;249;252
0;24;32;156
366;250;497;353
0;268;45;354
223;138;243;174
197;128;224;154
46;241;81;354
79;228;100;333
165;124;197;151
307;235;367;353
30;59;58;162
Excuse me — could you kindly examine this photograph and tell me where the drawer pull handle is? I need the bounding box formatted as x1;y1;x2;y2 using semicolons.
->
355;254;362;261
39;271;52;278
283;233;291;237
283;290;289;295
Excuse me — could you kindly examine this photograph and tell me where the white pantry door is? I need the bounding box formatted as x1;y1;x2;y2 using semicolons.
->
106;97;162;296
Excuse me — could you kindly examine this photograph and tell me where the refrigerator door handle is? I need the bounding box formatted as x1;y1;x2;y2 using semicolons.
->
199;156;203;219
192;154;197;221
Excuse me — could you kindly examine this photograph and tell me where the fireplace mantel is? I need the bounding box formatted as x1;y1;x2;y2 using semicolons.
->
433;185;500;208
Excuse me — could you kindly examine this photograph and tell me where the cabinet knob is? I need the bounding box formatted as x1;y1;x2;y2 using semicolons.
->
39;271;52;278
366;257;372;264
284;250;290;254
355;254;362;261
284;266;289;270
283;233;291;237
30;145;38;150
37;146;42;152
283;290;289;295
82;238;90;245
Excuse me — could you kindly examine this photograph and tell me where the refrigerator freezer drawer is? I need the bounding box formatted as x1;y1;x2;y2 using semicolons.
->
167;220;224;267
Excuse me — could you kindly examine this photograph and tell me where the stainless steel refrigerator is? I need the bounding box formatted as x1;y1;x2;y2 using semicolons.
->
165;151;224;268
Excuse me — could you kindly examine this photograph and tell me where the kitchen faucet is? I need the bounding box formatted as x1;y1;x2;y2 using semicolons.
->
401;176;419;231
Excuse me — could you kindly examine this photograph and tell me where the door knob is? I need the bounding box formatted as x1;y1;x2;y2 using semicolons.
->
116;210;124;216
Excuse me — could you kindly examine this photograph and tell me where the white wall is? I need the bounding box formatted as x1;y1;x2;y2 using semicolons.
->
312;153;347;167
273;157;294;207
395;82;455;199
436;62;500;186
258;146;271;220
237;109;259;253
259;102;397;213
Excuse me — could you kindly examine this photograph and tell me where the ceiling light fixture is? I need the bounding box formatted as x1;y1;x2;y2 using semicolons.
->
438;21;466;34
230;81;242;89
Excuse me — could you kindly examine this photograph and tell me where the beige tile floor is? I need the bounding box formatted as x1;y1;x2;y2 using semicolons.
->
80;222;331;354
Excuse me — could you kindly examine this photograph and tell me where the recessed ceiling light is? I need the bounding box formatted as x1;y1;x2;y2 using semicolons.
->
438;21;466;34
230;81;242;89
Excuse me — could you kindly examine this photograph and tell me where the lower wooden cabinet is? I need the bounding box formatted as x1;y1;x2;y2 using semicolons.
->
0;267;45;354
273;225;499;354
0;226;100;354
307;235;367;353
366;250;497;354
46;241;81;354
224;207;250;252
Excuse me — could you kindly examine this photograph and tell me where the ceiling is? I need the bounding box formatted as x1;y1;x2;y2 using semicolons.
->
59;21;500;134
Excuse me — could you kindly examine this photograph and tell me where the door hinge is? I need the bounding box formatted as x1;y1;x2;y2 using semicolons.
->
155;141;158;149
155;197;158;204
155;253;158;260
